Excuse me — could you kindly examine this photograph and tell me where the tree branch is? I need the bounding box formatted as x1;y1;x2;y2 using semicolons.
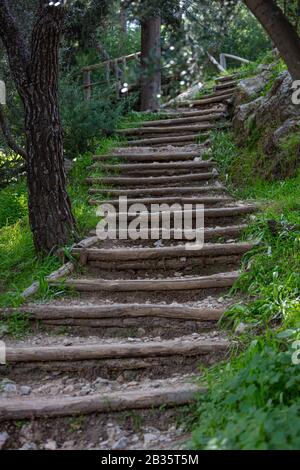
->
0;103;28;160
244;0;300;79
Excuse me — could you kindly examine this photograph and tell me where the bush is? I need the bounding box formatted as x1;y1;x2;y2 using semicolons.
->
59;76;127;158
0;182;27;228
190;341;300;450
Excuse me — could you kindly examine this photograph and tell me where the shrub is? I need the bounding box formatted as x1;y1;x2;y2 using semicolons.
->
0;182;27;228
59;76;128;158
190;341;300;450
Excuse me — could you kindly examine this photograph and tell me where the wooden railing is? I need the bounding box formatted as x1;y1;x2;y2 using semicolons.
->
207;52;251;73
81;50;251;101
81;52;141;100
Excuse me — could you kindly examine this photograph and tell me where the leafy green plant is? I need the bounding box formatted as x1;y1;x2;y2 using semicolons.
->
190;340;300;450
60;77;127;158
0;182;27;228
0;311;31;338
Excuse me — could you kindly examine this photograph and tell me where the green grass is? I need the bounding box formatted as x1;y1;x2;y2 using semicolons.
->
190;127;300;450
189;339;300;450
0;136;122;309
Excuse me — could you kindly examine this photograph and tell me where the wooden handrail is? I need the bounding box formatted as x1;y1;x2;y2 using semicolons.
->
219;53;251;70
81;52;141;73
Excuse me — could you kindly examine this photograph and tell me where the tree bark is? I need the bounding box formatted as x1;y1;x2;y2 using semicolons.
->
120;2;127;34
140;15;161;111
0;1;76;254
244;0;300;79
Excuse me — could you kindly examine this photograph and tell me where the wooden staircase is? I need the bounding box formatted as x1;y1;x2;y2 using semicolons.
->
0;74;254;450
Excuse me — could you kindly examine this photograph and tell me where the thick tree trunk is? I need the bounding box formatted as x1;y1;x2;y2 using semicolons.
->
24;5;76;253
24;92;75;253
244;0;300;79
140;15;161;112
0;1;76;254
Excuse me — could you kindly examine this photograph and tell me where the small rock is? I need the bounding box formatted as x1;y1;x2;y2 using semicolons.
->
235;322;251;335
63;339;73;347
112;436;129;450
0;432;9;450
2;383;17;395
144;433;157;445
151;383;160;388
95;377;110;385
44;440;57;451
20;386;32;396
20;424;33;441
19;442;38;451
137;328;146;336
64;385;75;394
62;440;75;450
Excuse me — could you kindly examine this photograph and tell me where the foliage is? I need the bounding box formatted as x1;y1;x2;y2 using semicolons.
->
60;76;126;158
190;340;300;450
0;135;121;308
0;312;31;339
0;181;27;228
189;118;300;450
206;129;300;328
220;4;272;62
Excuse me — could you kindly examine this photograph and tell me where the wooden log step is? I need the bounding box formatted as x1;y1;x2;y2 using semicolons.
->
139;113;224;127
88;185;225;197
72;242;254;262
92;151;201;163
215;80;238;91
0;304;226;322
88;254;242;273
172;106;226;117
88;196;232;207
86;172;217;187
90;168;209;178
0;384;203;421
55;271;239;293
114;205;256;221
122;134;210;147
118;123;215;136
88;224;248;241
215;74;239;82
6;337;230;363
178;92;235;108
92;160;215;173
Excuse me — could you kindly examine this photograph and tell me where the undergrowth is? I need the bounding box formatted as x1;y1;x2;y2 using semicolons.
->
190;127;300;450
0;136;121;310
190;339;300;450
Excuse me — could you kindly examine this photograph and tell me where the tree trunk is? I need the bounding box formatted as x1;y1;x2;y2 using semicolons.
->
25;5;76;253
244;0;300;80
120;3;127;34
24;93;75;253
140;15;161;111
0;2;76;254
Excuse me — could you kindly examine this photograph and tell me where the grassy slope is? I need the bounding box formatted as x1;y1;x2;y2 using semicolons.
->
0;137;123;308
189;127;300;449
0;111;157;307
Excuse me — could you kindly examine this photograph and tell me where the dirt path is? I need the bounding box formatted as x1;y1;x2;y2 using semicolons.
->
0;75;253;451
